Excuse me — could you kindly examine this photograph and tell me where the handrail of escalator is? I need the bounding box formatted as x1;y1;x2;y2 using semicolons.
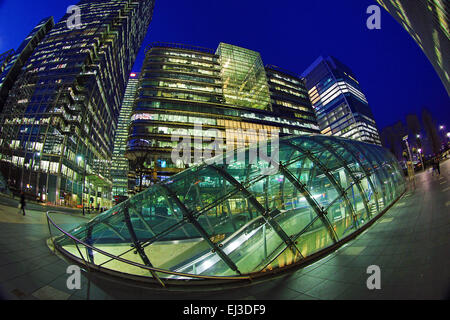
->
45;211;251;282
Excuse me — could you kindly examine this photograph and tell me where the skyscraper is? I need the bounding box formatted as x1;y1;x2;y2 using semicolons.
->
0;0;154;207
377;0;449;95
302;56;381;145
0;17;54;113
126;42;319;189
111;72;140;198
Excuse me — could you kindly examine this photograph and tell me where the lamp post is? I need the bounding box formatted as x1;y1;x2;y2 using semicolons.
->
30;152;41;200
77;155;86;216
439;125;446;150
403;135;413;162
418;148;424;171
416;135;424;171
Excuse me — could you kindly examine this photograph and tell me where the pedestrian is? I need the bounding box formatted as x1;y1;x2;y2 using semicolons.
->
431;158;437;176
19;192;26;216
435;157;441;175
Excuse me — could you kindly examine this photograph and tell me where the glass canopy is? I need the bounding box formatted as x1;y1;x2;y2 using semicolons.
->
52;135;405;283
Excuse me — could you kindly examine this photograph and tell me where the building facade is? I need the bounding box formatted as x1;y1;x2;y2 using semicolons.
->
0;0;154;208
111;72;140;198
266;65;319;132
0;18;55;113
126;42;320;190
302;56;381;145
216;43;272;110
377;0;449;95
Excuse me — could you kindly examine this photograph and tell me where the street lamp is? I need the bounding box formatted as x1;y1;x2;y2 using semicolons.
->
418;148;424;171
77;155;86;216
403;135;413;162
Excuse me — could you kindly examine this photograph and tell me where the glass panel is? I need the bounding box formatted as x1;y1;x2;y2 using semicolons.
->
346;186;366;226
327;200;355;240
285;159;339;210
164;166;237;215
223;219;287;274
193;189;287;275
295;217;334;257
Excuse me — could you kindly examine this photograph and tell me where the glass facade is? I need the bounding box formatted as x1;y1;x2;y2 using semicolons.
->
266;65;319;130
216;43;271;110
302;56;382;145
112;73;140;197
126;43;320;191
52;135;405;284
377;0;449;95
0;1;154;207
0;17;54;113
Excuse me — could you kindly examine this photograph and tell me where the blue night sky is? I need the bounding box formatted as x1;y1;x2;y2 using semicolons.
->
0;0;448;131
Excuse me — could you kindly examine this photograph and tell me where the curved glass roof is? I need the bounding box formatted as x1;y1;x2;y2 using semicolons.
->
53;135;405;282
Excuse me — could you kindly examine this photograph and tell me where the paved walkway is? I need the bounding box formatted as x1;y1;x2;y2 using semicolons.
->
0;160;449;300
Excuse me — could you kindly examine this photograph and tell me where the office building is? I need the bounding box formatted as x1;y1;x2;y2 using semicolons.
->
266;65;319;132
377;0;449;95
126;42;319;188
111;72;140;198
302;56;381;145
0;0;155;208
0;17;54;113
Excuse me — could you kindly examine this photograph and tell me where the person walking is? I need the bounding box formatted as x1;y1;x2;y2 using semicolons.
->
435;157;441;175
19;192;26;216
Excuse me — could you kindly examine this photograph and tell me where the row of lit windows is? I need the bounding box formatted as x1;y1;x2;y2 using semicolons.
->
274;100;312;113
135;100;319;131
144;80;222;94
156;49;215;62
148;56;218;69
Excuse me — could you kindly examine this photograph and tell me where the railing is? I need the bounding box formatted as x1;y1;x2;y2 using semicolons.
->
46;211;252;288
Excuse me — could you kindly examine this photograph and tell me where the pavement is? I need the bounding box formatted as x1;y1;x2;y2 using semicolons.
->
0;160;449;300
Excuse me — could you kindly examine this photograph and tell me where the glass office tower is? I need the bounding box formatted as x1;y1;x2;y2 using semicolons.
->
216;43;272;110
377;0;449;95
0;0;155;207
302;56;381;145
0;17;54;113
126;43;319;190
266;65;319;133
112;73;140;198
